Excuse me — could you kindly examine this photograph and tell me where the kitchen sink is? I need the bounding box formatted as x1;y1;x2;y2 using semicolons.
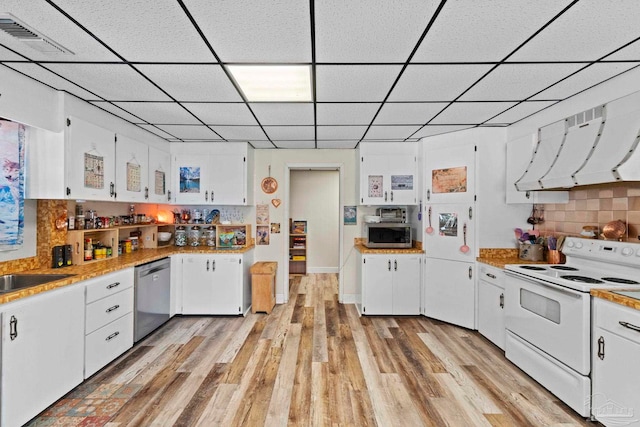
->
0;274;75;293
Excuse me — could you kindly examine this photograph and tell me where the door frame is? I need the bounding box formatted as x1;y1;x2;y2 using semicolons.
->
283;162;344;302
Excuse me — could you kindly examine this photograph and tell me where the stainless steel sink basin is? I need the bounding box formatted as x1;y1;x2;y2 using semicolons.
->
0;274;75;293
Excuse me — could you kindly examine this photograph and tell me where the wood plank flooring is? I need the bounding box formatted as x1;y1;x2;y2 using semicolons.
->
29;273;594;426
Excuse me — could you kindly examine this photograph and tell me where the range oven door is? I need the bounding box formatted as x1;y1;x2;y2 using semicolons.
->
504;272;590;375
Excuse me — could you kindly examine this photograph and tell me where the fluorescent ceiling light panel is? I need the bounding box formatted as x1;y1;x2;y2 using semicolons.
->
228;65;312;101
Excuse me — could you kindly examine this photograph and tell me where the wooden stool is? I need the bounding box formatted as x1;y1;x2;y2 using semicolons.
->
251;261;277;314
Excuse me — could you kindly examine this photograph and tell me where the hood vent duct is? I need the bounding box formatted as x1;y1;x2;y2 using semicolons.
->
514;90;640;191
0;13;73;55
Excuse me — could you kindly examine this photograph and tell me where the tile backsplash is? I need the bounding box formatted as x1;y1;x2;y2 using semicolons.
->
538;182;640;242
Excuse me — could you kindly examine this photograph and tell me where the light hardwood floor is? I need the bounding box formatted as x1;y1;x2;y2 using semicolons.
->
32;273;595;426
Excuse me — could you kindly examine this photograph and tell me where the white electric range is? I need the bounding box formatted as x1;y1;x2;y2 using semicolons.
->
504;237;640;418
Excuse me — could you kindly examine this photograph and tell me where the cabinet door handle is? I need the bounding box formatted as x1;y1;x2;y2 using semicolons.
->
388;260;391;271
167;190;172;202
110;182;115;197
9;315;17;341
525;191;531;199
619;321;640;333
469;206;473;219
206;260;210;271
144;187;149;200
426;189;431;201
468;267;473;279
211;190;214;202
384;191;388;202
106;331;120;341
486;273;497;279
106;304;120;313
212;260;216;271
597;336;605;360
106;282;120;289
394;260;397;271
499;293;504;309
390;191;394;202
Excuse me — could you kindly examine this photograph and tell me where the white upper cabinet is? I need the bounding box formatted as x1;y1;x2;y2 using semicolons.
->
148;146;172;204
65;116;117;201
424;144;476;204
171;143;253;206
358;142;417;205
115;134;149;203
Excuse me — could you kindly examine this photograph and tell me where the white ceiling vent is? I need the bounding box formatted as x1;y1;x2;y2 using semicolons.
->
566;105;604;129
0;13;73;55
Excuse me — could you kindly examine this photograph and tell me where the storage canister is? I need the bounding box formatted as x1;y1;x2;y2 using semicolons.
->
205;226;216;247
188;226;201;247
175;226;187;246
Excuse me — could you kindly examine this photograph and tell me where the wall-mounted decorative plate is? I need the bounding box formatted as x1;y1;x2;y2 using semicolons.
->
261;176;278;194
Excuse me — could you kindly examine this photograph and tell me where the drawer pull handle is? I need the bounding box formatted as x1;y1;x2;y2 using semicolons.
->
619;321;640;333
106;304;120;313
597;336;605;360
9;315;17;341
106;282;120;289
486;273;497;279
105;331;120;341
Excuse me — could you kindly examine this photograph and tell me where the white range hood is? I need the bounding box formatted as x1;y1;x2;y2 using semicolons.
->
514;90;640;191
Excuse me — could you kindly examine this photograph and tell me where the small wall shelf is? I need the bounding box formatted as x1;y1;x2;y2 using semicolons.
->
289;233;307;275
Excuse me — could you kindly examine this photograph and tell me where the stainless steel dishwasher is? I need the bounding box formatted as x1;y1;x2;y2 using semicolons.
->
134;257;171;342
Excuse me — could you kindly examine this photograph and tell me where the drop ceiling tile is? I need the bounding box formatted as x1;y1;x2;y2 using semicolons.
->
264;126;314;141
113;102;200;125
317;126;368;140
317;140;359;149
413;125;476;139
4;63;98;99
212;126;267;141
136;124;177;139
51;0;214;61
316;103;380;125
485;101;557;124
156;125;221;140
605;40;640;61
412;0;574;62
249;103;314;125
389;65;494;102
186;0;310;62
0;45;27;61
364;126;421;140
250;140;276;149
430;102;518;125
136;64;241;102
460;64;584;101
510;1;640;61
531;63;639;101
315;0;438;62
0;1;120;61
89;101;146;123
46;64;171;101
274;140;316;149
316;66;402;102
373;103;448;125
183;103;256;125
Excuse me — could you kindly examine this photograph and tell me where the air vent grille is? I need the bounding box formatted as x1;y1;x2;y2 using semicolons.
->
0;13;73;55
566;105;604;129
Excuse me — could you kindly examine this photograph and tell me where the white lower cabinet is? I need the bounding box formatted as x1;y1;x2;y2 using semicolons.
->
360;253;421;315
592;299;640;426
424;258;475;329
477;264;505;350
181;253;249;315
1;285;85;427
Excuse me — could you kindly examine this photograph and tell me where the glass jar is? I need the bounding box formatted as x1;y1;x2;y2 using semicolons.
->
175;226;187;246
205;226;216;247
188;226;201;246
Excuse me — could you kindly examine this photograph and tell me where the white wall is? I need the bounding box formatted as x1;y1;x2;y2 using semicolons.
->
253;149;360;303
290;170;340;273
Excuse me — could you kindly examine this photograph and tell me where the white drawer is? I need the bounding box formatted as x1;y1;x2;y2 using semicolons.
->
85;287;134;334
85;312;133;378
478;263;505;288
85;268;134;304
594;299;640;345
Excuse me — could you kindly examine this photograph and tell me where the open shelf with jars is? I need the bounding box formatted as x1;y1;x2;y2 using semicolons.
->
167;223;252;249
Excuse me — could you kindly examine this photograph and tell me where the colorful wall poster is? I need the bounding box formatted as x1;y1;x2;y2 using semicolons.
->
179;166;200;193
0;120;25;250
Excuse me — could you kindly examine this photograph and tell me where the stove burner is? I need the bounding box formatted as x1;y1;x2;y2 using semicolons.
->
561;275;604;284
602;277;640;285
519;265;547;271
550;265;578;271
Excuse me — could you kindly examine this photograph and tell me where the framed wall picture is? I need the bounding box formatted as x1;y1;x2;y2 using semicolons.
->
292;220;307;234
344;206;357;225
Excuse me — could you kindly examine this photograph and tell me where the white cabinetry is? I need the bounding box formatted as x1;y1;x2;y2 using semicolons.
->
84;268;134;378
148;146;172;203
591;298;640;426
1;285;85;427
359;253;421;315
424;258;475;329
115;134;149;203
506;133;568;204
358;142;417;205
181;253;252;315
171;143;253;205
477;264;505;350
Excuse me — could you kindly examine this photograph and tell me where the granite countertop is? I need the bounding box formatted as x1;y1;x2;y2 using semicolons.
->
0;245;254;305
591;289;640;311
354;239;424;254
476;248;549;269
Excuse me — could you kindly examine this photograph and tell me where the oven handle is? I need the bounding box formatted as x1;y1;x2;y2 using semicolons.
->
504;271;583;299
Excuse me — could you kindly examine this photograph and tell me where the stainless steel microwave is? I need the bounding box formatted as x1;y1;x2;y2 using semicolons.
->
363;223;412;248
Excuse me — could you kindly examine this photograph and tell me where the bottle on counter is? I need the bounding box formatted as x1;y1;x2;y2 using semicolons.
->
84;238;93;261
